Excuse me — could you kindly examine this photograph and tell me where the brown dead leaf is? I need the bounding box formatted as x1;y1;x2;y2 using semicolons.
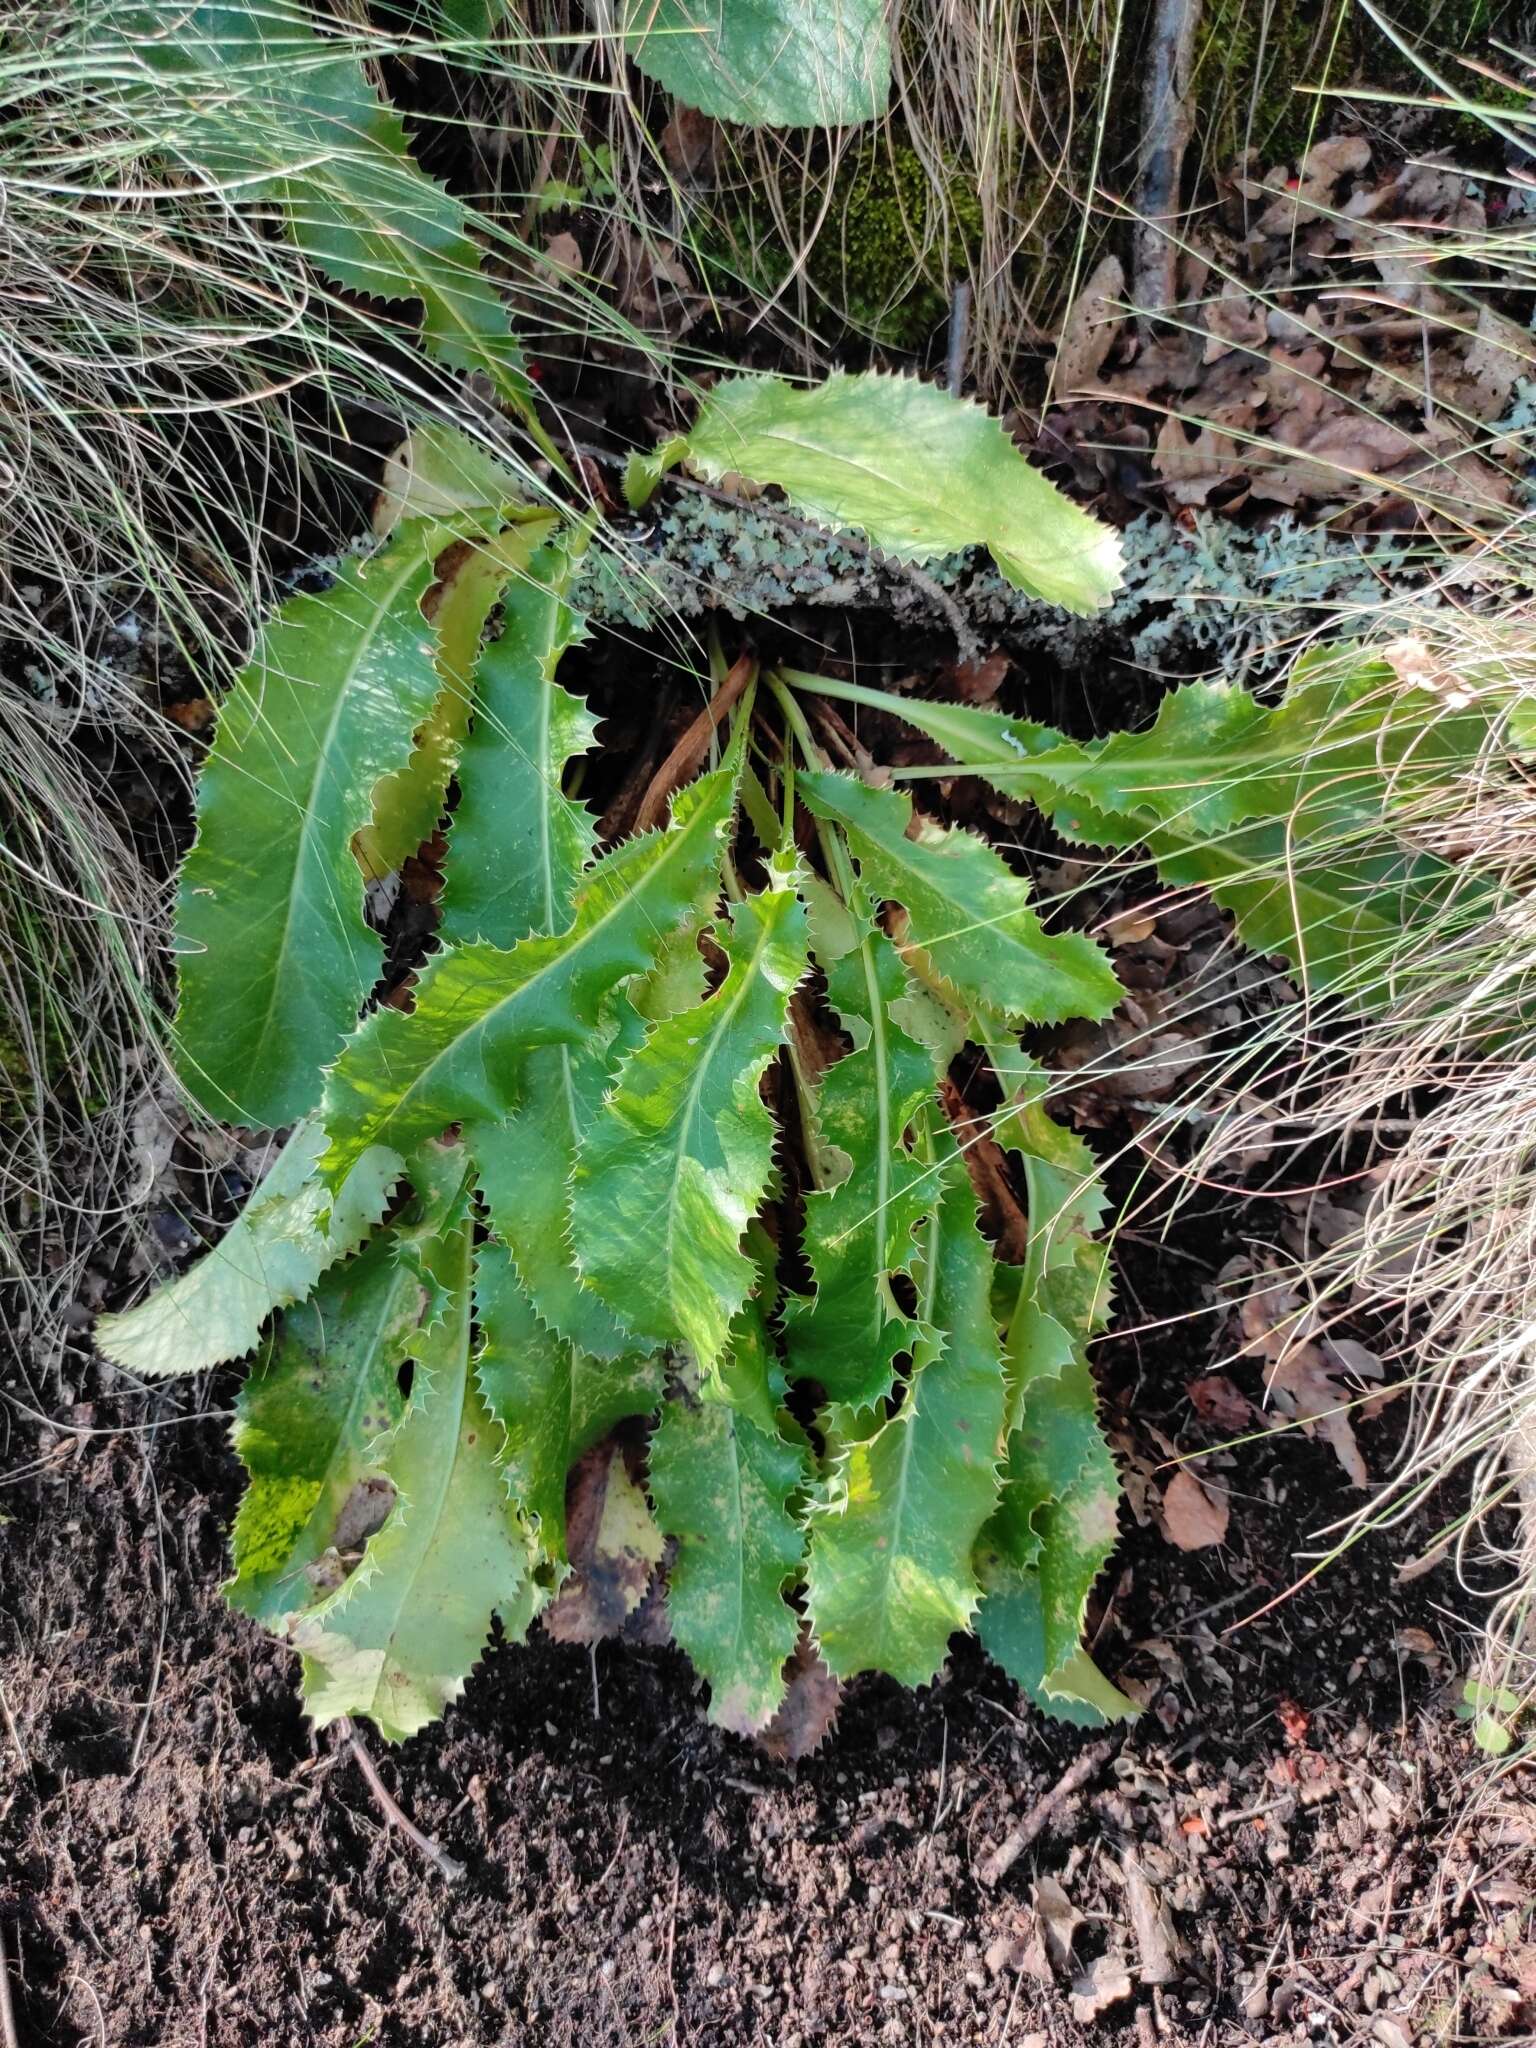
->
1440;305;1536;422
1187;1374;1252;1431
1053;253;1126;392
1254;135;1372;235
332;1474;397;1552
612;225;696;333
540;231;582;275
1030;1876;1084;1975
941;650;1011;704
166;697;214;733
1069;1952;1134;2023
543;1440;669;1645
756;1628;841;1761
1203;279;1268;363
1154;413;1248;506
1264;1338;1382;1487
660;102;719;183
1159;1468;1230;1551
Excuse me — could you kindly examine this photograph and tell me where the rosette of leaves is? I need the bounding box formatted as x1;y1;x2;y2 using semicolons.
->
98;374;1137;1742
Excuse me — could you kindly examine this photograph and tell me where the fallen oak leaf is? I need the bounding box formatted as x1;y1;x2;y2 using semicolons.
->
1265;1338;1382;1488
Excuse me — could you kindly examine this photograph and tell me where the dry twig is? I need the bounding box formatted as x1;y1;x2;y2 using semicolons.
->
1134;0;1201;322
975;1738;1116;1885
336;1717;466;1884
0;1920;19;2048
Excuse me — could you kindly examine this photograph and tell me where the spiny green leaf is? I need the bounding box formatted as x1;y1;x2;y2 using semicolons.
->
475;1241;664;1564
805;1142;1007;1685
226;1144;469;1628
618;0;891;127
356;519;559;882
649;1332;809;1734
977;1405;1135;1728
431;552;637;1352
438;542;597;948
319;757;740;1184
94;1124;398;1379
679;373;1122;613
571;862;809;1370
1143;822;1460;1006
985;1046;1112;1437
129;2;536;412
174;523;446;1127
818;679;1469;1001
782;927;935;1410
798;771;1120;1026
472;1053;635;1358
293;1181;539;1742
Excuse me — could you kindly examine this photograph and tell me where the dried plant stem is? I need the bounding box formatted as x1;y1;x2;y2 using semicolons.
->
0;1919;19;2048
1134;0;1201;322
975;1738;1116;1885
336;1717;466;1883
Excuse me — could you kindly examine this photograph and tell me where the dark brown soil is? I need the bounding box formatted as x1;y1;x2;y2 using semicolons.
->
5;1272;1534;2048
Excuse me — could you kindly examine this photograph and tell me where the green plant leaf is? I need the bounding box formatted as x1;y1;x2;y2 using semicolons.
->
1145;823;1456;1006
873;671;1490;849
475;1241;664;1563
438;541;598;948
319;755;740;1183
977;1429;1135;1726
797;771;1121;1026
293;1179;540;1741
356;519;559;882
649;1334;809;1733
782;927;935;1410
432;548;637;1351
94;1124;398;1379
571;861;809;1369
804;1142;1007;1685
175;524;446;1128
130;2;536;413
617;0;890;127
804;678;1468;1003
226;1143;469;1627
679;373;1122;613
